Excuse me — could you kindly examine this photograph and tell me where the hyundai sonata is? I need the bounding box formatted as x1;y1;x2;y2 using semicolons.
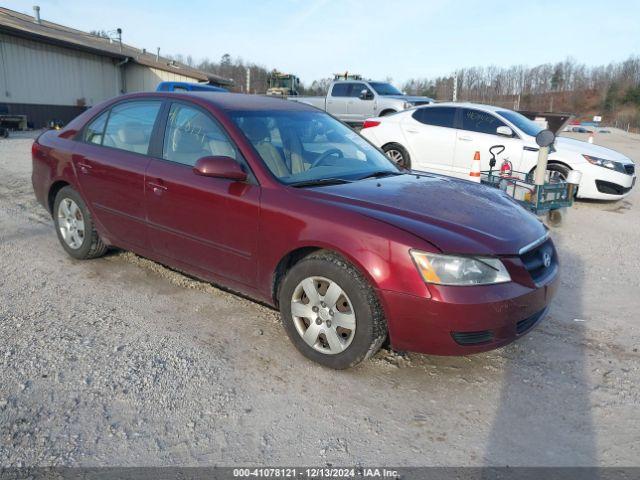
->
32;92;558;369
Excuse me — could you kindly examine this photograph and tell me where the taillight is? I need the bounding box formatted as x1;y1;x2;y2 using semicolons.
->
362;120;381;129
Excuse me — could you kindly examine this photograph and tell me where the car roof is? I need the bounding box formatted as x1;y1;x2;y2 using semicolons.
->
115;91;319;113
420;102;507;113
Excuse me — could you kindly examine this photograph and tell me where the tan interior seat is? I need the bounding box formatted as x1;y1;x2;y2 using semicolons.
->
241;118;289;178
104;121;149;154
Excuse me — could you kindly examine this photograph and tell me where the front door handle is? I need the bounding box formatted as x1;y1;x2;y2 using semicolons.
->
406;129;419;134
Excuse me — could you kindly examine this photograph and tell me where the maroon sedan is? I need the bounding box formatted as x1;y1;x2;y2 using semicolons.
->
32;92;558;369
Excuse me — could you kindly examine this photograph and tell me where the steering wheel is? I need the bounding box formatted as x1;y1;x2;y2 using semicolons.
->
310;148;344;168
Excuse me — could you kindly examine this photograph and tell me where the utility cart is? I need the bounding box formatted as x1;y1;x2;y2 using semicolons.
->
481;130;582;225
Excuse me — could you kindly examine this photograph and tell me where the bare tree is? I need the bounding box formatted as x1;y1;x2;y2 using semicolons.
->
401;56;640;129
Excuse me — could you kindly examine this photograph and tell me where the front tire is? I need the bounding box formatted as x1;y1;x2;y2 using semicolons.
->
546;163;571;181
53;186;108;259
279;252;387;369
382;143;411;170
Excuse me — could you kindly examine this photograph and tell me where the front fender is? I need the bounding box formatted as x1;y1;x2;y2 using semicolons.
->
256;188;435;305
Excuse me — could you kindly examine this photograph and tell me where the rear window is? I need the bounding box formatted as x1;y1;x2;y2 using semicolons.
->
412;107;456;128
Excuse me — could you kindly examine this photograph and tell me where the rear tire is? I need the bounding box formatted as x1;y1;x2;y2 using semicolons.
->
382;143;411;170
279;251;387;369
53;186;108;260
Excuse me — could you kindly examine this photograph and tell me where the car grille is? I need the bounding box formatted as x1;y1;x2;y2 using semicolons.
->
451;330;493;346
624;164;635;175
520;238;557;285
595;180;632;195
516;308;547;335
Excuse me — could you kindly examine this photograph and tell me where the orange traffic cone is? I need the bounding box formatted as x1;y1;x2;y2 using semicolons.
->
588;131;594;144
469;151;481;182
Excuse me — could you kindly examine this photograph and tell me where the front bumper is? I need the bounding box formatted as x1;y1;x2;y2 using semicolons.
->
379;269;558;356
576;163;636;200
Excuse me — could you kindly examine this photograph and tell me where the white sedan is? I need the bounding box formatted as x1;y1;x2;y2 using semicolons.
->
360;102;636;200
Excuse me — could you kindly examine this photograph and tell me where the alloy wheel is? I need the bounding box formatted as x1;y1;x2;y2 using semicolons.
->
290;276;356;355
57;198;85;249
385;149;404;165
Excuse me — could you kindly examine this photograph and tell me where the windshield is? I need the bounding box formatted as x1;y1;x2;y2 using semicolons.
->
497;110;543;137
231;110;399;185
369;82;403;96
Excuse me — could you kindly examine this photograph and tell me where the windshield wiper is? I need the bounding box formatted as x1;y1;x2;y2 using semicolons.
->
289;178;353;188
357;170;404;180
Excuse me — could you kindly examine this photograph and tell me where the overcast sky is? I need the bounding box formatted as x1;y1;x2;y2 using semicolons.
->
5;0;640;85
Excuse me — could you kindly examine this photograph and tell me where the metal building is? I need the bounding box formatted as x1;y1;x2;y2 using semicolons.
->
0;6;232;128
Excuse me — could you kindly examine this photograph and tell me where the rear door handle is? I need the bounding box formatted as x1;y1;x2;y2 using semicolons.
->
406;129;419;134
147;179;167;195
459;136;473;141
77;162;92;174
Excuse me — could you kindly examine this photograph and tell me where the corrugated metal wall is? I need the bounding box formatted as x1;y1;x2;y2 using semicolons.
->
0;32;119;106
0;32;203;107
124;64;201;93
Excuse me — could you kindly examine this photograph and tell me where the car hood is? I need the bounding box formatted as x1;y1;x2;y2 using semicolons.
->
554;137;633;163
307;174;547;255
384;95;434;104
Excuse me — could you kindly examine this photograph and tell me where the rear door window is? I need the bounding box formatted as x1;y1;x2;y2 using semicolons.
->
331;83;350;97
102;101;162;154
461;108;507;135
412;107;456;128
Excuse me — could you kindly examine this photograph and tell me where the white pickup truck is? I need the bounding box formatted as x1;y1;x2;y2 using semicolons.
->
290;80;434;125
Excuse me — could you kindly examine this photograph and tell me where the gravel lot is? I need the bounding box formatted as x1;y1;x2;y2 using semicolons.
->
0;129;638;467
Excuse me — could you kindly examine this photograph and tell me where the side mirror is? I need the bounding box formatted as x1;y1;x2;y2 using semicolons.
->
193;156;247;181
496;126;513;137
359;89;373;100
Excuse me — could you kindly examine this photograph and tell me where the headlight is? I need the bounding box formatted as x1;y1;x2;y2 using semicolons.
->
403;102;413;109
582;154;626;173
410;250;511;286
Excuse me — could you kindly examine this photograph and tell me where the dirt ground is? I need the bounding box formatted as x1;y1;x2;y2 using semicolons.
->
0;128;638;467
